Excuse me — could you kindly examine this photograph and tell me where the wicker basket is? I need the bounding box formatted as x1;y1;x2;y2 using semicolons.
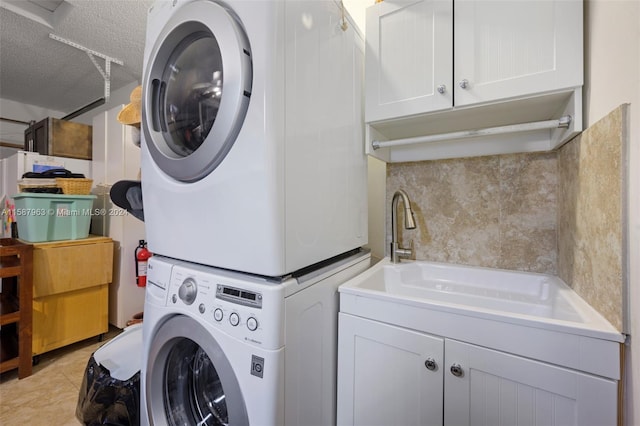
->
56;178;93;195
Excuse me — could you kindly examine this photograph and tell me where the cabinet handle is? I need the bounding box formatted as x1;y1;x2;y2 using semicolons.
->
437;84;446;94
458;79;469;89
424;357;438;371
450;363;464;377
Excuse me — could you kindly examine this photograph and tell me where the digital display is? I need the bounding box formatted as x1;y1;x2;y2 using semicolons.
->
223;288;241;297
241;291;256;301
217;284;262;308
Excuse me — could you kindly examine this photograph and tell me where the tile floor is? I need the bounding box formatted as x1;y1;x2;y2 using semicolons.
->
0;327;122;425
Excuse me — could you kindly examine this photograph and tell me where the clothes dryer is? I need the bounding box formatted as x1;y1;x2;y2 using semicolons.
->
141;250;370;425
141;0;367;276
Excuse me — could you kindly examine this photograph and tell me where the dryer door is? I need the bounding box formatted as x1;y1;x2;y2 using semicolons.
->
143;0;252;182
146;315;249;425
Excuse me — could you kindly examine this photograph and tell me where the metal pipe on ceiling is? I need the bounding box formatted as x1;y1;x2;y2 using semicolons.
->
61;98;106;121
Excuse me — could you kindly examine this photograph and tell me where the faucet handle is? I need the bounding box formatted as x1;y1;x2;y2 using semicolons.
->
406;239;415;259
393;239;414;260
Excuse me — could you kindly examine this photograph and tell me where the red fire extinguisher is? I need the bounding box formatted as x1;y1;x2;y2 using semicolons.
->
135;240;152;287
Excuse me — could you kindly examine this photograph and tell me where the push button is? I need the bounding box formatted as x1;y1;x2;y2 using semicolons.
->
229;312;240;326
247;317;258;331
214;308;223;322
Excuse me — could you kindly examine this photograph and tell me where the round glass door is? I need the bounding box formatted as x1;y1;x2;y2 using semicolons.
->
161;33;223;157
164;338;228;425
146;316;249;425
143;0;252;182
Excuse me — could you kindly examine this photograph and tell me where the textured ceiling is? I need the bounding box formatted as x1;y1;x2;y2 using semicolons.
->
0;0;154;115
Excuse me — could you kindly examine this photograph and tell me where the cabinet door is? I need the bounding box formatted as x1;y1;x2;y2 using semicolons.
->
454;0;583;107
444;339;617;426
337;313;444;426
365;0;453;123
24;118;48;155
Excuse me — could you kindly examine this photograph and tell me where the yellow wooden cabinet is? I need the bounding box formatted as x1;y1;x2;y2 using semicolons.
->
31;236;113;355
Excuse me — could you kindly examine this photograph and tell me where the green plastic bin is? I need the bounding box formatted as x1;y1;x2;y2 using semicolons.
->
13;193;96;242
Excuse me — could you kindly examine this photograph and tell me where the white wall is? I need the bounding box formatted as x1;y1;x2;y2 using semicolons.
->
366;156;386;261
344;1;389;261
343;0;368;35
584;1;640;423
0;146;20;159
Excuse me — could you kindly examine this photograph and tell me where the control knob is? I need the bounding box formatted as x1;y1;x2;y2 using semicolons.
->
178;277;198;305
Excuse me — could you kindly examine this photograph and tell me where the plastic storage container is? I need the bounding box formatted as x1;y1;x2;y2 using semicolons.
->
13;193;96;242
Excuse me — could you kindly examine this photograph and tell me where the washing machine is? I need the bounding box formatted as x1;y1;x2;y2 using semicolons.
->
141;249;370;425
140;0;366;277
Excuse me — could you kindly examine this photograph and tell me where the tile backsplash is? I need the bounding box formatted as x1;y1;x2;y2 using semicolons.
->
557;104;627;331
386;105;626;331
387;151;558;274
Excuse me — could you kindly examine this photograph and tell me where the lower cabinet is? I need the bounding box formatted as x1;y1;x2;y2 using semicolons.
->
337;313;444;426
32;236;113;355
337;313;618;426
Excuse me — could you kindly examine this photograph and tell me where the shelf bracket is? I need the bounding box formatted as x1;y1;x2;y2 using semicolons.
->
49;33;124;102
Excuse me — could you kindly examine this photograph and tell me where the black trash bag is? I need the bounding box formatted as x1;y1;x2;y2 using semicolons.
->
76;354;140;426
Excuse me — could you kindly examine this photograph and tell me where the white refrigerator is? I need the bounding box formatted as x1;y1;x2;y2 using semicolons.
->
1;150;92;238
92;105;146;329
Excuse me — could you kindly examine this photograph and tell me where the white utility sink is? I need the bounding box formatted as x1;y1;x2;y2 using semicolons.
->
337;258;624;424
339;257;623;343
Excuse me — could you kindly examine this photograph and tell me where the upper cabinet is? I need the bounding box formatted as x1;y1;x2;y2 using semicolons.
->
454;0;582;106
365;0;453;122
365;0;583;162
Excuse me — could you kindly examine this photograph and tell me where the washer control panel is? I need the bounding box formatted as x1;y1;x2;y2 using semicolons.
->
165;262;282;349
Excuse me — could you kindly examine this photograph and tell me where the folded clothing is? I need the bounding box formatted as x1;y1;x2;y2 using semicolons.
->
22;168;85;179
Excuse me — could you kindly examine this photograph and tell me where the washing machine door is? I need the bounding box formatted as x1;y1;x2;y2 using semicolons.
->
143;0;252;182
146;315;249;425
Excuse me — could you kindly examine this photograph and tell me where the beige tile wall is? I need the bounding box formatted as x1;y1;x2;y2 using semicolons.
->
387;152;558;274
557;105;627;331
385;105;626;331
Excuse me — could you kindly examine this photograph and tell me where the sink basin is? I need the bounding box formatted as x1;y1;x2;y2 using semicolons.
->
339;257;622;342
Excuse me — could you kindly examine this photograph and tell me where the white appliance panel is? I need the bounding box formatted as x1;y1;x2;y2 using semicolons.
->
141;0;366;277
285;1;367;268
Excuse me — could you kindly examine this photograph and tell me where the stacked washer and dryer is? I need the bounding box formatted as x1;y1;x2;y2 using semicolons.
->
139;0;368;424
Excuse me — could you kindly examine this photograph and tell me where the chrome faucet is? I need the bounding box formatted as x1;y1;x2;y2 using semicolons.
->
390;189;417;263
